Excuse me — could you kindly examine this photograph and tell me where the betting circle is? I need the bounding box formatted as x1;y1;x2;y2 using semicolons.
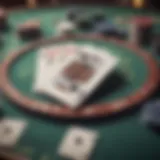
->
0;34;159;119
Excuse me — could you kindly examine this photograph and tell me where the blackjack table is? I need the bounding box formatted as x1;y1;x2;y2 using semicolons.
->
1;6;160;160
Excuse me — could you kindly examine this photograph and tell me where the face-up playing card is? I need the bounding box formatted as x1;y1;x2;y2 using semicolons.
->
33;45;61;92
43;45;119;108
0;118;27;147
58;126;99;160
33;43;79;94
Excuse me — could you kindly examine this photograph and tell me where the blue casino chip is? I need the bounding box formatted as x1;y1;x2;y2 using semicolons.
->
140;100;160;126
93;21;119;36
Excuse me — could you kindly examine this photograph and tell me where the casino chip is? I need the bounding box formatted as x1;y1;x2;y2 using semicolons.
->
140;100;160;126
94;21;120;37
18;20;42;40
129;17;153;46
76;15;93;30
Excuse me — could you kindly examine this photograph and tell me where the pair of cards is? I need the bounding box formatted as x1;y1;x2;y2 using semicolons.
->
33;44;119;109
0;118;27;147
58;126;99;160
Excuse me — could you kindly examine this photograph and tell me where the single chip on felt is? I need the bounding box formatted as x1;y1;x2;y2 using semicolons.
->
140;100;160;126
18;20;41;40
0;7;8;31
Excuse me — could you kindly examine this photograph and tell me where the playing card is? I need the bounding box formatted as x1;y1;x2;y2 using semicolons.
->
33;45;63;93
58;126;99;160
43;45;119;108
0;118;27;147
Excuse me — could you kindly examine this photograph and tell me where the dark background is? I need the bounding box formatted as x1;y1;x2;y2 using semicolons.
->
0;0;159;10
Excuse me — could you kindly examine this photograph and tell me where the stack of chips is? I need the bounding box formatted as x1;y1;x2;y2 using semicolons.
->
18;20;42;40
129;17;153;46
65;7;127;39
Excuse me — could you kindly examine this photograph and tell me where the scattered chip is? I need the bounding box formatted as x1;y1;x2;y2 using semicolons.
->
18;20;42;40
129;17;153;45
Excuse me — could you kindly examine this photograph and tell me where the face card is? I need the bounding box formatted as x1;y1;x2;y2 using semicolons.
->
43;45;119;108
0;118;27;147
58;126;99;160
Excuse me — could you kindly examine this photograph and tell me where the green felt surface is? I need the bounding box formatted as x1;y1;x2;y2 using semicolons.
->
1;6;160;160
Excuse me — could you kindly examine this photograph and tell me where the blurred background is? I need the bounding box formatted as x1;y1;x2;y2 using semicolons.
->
0;0;159;10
